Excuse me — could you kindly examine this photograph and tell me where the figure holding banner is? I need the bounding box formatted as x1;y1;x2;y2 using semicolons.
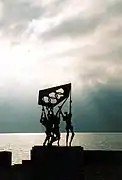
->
59;111;75;146
38;83;75;146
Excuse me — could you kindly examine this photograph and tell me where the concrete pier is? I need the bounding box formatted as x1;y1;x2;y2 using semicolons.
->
0;151;11;169
31;146;84;180
0;147;122;179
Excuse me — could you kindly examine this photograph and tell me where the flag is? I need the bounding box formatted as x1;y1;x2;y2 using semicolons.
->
38;83;71;107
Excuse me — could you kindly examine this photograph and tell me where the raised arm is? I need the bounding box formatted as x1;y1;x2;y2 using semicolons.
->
57;106;64;118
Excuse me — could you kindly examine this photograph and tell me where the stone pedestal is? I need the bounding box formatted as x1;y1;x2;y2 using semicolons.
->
31;146;84;180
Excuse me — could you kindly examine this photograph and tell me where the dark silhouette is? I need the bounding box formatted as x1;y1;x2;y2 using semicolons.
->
49;110;61;146
40;107;61;146
39;83;73;147
40;107;53;146
0;148;122;179
60;110;75;146
0;82;121;179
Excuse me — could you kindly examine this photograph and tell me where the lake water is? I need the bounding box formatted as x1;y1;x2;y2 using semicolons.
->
0;133;122;165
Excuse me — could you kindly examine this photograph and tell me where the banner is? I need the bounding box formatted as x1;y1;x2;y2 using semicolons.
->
38;83;71;107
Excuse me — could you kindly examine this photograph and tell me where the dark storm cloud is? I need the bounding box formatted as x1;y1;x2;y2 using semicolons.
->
0;95;41;133
72;85;122;132
1;0;122;133
1;85;122;132
0;0;44;37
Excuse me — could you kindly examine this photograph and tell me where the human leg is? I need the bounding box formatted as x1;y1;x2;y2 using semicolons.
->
66;127;69;146
43;134;49;146
69;126;75;146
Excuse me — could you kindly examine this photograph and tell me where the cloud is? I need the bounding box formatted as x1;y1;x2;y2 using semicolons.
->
41;15;102;40
40;0;122;41
72;85;122;132
0;0;45;37
107;0;122;16
0;0;122;132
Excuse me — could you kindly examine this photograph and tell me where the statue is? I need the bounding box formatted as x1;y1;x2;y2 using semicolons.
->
60;111;75;146
38;83;75;146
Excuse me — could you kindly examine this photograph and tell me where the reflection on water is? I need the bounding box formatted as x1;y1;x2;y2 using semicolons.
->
0;133;122;164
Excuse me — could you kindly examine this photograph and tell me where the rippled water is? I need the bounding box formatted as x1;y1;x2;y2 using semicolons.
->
0;133;122;164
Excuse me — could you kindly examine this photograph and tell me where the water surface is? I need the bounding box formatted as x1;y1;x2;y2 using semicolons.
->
0;133;122;164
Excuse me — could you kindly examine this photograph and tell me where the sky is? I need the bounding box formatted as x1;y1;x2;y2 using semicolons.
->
0;0;122;132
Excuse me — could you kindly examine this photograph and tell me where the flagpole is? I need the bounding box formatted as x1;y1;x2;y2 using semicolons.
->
69;84;72;115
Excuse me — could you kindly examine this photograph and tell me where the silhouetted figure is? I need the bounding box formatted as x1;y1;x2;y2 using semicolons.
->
38;83;72;147
45;112;54;146
60;111;75;146
40;117;49;146
40;111;53;146
48;113;61;146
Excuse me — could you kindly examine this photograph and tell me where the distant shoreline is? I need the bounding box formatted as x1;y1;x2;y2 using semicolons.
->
0;132;122;135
